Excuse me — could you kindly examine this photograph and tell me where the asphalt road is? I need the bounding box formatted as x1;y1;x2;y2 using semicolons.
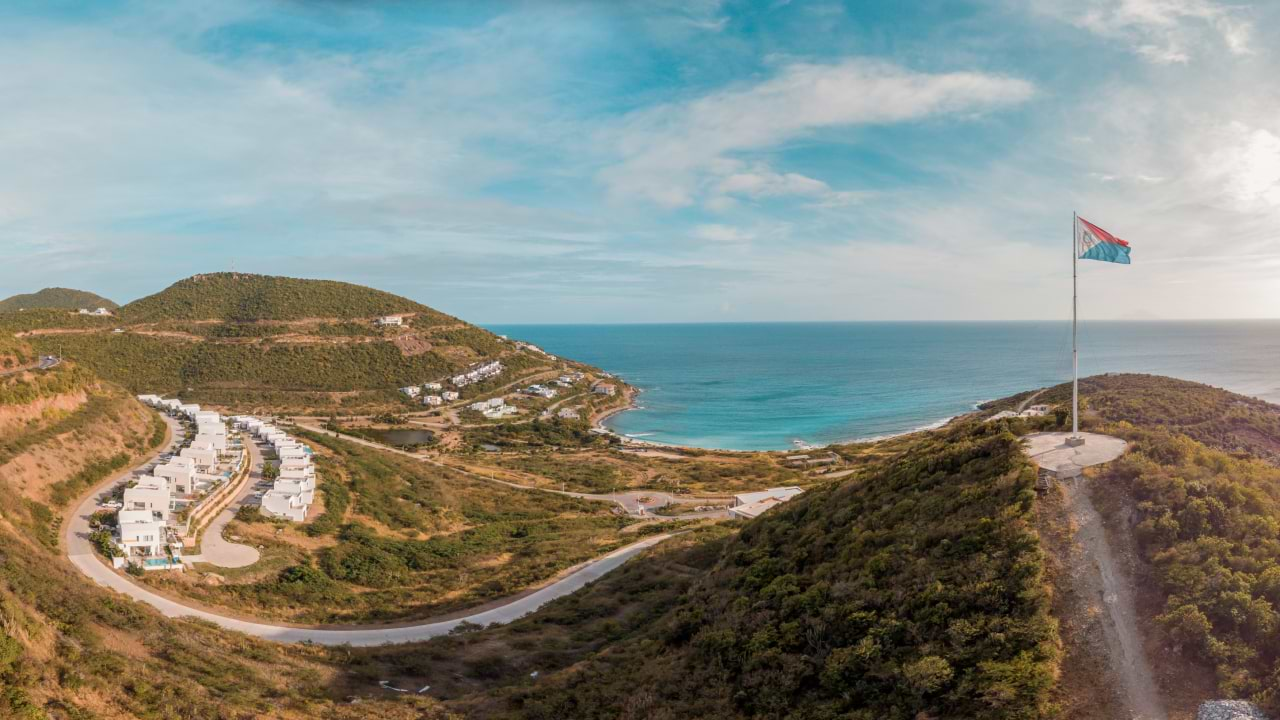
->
68;530;671;646
0;354;59;377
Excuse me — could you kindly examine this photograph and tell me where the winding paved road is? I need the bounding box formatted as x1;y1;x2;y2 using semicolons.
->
64;410;676;646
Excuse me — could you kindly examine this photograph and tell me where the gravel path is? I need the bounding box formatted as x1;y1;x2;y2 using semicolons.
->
1062;476;1166;720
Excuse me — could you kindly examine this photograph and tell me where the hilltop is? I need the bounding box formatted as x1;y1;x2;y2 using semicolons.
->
0;287;117;313
0;273;589;413
119;272;450;323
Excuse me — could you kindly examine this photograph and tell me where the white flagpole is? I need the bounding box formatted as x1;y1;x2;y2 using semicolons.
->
1072;211;1079;439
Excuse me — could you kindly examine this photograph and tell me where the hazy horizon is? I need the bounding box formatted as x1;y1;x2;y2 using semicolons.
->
5;0;1280;323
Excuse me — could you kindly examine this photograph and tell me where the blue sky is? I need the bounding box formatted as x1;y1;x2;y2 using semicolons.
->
3;0;1279;322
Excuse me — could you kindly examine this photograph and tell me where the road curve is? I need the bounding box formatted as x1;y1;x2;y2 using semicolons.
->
67;533;671;646
64;410;673;646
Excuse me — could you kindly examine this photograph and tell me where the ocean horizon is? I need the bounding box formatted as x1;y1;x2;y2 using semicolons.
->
486;321;1280;451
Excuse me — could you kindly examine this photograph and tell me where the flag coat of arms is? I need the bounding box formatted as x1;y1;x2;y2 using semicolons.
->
1076;217;1131;264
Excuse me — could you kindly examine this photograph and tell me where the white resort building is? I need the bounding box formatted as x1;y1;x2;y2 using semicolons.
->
127;396;250;568
232;416;317;522
116;509;168;557
451;360;504;387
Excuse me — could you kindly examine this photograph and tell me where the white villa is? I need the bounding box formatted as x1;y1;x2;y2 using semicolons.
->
423;382;443;391
261;488;309;521
232;416;316;522
451;361;504;387
154;458;195;486
126;395;254;567
400;385;422;398
729;487;804;520
467;397;517;419
525;384;557;399
1020;404;1051;417
116;509;167;557
193;431;227;452
442;391;459;401
179;445;217;470
78;307;114;316
123;476;172;520
592;382;617;396
423;394;443;406
557;408;581;420
376;315;404;327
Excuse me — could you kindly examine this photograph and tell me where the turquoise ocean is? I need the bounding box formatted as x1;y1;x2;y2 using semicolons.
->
484;322;1280;451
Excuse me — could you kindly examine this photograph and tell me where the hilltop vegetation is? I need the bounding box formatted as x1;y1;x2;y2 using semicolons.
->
987;374;1280;462
120;272;451;323
0;287;117;313
0;273;575;412
451;420;1058;719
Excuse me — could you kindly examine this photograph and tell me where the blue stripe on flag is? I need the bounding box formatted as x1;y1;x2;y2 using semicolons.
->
1080;241;1131;264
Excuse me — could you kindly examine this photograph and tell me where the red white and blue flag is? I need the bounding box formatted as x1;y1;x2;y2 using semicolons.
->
1077;217;1131;265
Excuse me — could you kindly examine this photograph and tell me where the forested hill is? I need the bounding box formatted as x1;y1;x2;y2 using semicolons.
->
0;287;117;313
0;273;576;413
120;272;452;323
472;420;1058;719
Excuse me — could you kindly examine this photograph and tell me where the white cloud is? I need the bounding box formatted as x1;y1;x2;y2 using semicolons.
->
717;167;830;198
1038;0;1253;64
692;224;754;243
599;59;1034;207
1199;122;1280;210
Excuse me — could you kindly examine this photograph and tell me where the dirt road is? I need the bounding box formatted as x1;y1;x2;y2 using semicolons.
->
1062;476;1166;720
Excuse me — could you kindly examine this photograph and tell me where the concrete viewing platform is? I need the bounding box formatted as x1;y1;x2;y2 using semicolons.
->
1023;432;1127;479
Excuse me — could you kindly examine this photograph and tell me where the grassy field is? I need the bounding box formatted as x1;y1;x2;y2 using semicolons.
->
144;433;638;624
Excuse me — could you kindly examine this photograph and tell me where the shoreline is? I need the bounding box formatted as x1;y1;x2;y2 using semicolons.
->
594;385;975;454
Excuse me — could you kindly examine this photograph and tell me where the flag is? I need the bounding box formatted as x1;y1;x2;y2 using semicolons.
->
1077;217;1131;264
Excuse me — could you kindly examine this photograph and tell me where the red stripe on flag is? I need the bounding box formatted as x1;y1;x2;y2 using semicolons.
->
1079;217;1129;247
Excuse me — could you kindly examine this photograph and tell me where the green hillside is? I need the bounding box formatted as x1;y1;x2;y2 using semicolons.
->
0;273;577;413
120;272;453;323
0;287;117;313
466;420;1058;719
